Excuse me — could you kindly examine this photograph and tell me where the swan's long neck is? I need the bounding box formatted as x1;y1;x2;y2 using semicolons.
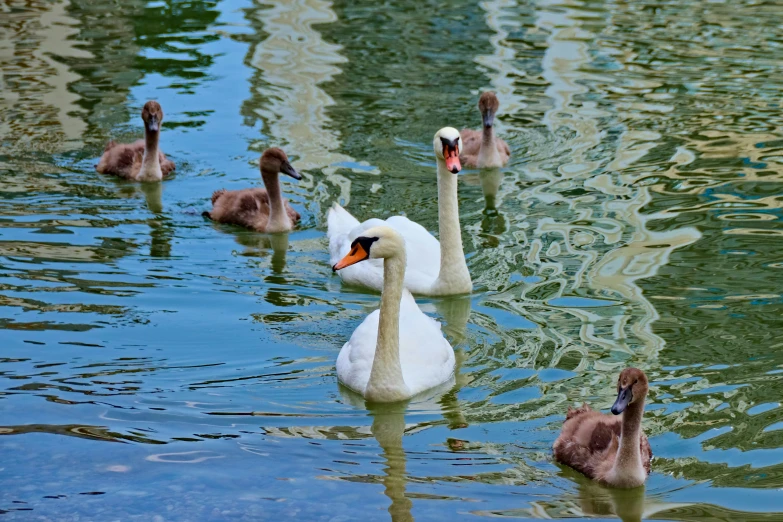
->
139;129;162;182
262;170;290;232
482;126;495;146
478;126;501;168
433;160;471;295
366;252;409;402
615;399;644;472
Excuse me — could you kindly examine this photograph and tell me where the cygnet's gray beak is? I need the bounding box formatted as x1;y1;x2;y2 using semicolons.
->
281;161;302;180
611;385;633;415
482;111;495;129
146;115;160;133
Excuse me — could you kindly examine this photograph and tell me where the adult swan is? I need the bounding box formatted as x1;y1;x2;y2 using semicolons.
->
333;226;455;402
327;127;472;296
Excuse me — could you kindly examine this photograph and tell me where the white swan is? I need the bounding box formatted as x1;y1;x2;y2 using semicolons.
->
333;226;456;402
327;127;472;296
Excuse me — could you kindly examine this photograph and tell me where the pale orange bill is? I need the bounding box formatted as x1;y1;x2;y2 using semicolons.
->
444;146;461;173
333;243;369;271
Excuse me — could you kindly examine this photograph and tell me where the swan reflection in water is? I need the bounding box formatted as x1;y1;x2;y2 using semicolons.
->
139;181;163;214
460;167;506;214
474;466;693;521
414;294;472;345
212;228;292;274
478;169;505;213
340;368;467;522
571;475;654;522
112;178;164;213
368;402;414;522
138;182;175;258
460;167;509;239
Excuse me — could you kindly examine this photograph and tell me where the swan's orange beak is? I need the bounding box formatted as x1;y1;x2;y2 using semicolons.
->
333;243;370;271
444;145;461;174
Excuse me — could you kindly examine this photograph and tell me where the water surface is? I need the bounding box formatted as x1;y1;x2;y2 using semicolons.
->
2;0;783;520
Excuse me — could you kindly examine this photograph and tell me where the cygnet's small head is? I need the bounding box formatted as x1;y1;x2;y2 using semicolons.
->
433;127;462;174
611;367;649;415
332;226;404;271
141;101;164;133
478;91;500;129
260;147;301;180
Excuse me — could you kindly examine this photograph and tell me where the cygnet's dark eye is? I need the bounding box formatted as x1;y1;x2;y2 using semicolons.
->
634;379;638;385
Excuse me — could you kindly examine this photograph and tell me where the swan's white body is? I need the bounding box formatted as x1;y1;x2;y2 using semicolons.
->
337;290;455;400
327;128;471;297
334;226;455;402
328;206;441;293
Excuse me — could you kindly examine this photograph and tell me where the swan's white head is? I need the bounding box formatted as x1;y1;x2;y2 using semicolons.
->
433;127;462;174
332;226;404;271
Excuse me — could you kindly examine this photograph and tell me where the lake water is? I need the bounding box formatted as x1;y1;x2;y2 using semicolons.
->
2;0;783;520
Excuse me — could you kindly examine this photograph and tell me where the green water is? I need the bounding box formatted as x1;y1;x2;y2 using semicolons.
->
2;0;783;519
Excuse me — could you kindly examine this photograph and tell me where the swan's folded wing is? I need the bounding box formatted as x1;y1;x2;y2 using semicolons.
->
327;203;360;241
460;128;482;157
641;433;652;474
327;204;361;266
327;204;386;263
398;292;455;395
384;216;440;280
159;151;176;176
553;438;598;479
499;138;511;157
327;205;389;290
336;293;455;398
327;205;442;293
285;200;301;224
336;309;380;395
96;140;145;178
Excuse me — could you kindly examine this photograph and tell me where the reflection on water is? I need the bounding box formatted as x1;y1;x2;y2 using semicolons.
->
476;473;680;521
4;0;783;519
483;472;783;522
243;0;372;210
465;1;702;426
228;230;291;273
138;182;164;214
369;404;413;522
0;0;90;151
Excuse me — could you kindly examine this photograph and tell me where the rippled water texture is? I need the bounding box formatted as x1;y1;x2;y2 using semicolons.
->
2;0;783;520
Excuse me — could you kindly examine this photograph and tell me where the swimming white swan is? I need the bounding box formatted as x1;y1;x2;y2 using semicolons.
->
333;226;455;402
328;127;472;296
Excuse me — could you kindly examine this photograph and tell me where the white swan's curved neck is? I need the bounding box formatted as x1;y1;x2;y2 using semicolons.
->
262;170;290;232
366;253;409;402
433;160;471;295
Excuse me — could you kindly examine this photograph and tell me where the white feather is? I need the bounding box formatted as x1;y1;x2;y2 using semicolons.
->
327;203;441;294
336;290;455;398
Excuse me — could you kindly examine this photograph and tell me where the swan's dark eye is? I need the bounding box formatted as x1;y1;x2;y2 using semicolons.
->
634;379;638;385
